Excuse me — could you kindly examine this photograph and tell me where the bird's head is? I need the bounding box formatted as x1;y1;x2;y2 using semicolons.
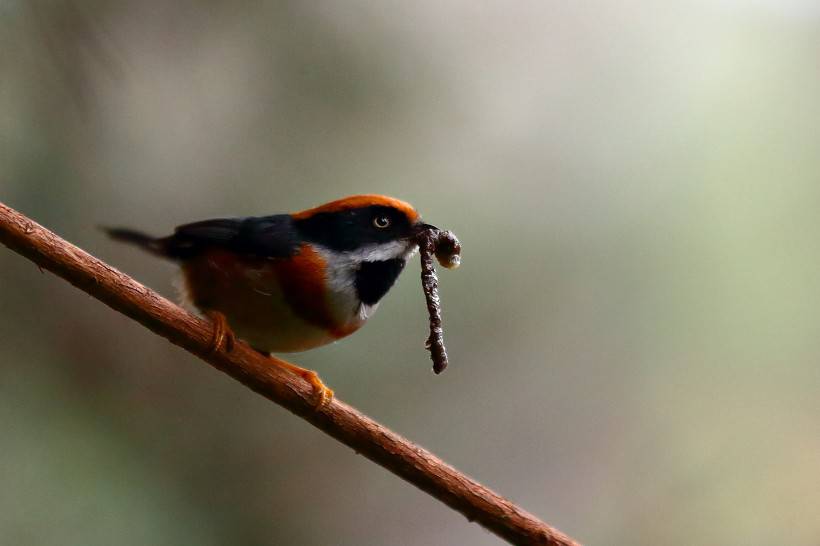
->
291;194;430;263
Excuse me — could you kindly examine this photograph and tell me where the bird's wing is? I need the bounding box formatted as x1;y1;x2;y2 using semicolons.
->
168;215;301;259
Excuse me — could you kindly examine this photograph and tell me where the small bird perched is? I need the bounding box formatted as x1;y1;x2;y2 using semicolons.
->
106;194;435;405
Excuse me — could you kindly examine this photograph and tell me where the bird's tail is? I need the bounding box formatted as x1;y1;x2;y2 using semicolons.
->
103;227;170;257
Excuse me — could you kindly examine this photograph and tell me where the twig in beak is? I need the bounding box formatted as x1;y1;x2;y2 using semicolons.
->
416;227;461;374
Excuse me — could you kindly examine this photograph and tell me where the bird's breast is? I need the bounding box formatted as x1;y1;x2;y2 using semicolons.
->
180;246;367;352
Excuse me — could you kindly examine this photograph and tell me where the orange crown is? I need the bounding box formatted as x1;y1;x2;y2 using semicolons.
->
292;194;420;223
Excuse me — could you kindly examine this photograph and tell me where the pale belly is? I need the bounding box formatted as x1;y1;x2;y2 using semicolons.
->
225;293;353;353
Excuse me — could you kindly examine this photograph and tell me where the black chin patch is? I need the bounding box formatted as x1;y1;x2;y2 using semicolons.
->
355;259;407;306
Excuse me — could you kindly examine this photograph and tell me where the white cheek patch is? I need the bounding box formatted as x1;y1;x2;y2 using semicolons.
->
404;245;419;261
344;240;417;263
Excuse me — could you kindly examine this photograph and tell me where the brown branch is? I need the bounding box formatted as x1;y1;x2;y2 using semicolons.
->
0;201;581;546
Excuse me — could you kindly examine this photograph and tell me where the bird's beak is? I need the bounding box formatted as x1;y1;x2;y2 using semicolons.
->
414;222;439;235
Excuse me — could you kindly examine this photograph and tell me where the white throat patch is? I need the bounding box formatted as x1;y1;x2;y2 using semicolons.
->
313;240;417;325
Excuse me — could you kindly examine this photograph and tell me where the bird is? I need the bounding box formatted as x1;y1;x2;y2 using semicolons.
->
105;194;434;406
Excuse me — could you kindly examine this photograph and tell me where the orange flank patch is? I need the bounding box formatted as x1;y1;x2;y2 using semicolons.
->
272;244;337;331
291;194;420;223
181;246;337;330
181;246;364;349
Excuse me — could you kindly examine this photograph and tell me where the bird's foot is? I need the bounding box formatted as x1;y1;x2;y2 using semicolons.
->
205;310;236;353
271;357;334;408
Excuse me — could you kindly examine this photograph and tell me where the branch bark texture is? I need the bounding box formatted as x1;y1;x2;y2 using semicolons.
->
0;201;580;546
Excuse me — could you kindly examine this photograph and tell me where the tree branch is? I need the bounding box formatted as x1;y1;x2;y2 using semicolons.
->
0;201;580;546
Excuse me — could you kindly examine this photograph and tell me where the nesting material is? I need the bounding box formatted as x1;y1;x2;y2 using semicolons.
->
416;227;461;374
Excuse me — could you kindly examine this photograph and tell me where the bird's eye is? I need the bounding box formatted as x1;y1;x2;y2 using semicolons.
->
373;215;391;229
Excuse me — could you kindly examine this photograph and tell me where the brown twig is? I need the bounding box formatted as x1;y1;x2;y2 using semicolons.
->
0;201;580;546
417;227;461;374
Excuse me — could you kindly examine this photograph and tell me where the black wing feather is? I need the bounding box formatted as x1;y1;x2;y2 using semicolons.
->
107;215;300;260
231;215;301;257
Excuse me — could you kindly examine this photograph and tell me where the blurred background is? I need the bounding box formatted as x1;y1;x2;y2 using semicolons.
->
1;1;819;545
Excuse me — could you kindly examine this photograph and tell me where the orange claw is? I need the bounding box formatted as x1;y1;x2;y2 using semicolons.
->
205;310;236;353
202;311;330;407
270;356;334;408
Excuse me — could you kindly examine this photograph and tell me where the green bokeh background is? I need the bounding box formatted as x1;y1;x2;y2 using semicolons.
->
1;2;819;545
